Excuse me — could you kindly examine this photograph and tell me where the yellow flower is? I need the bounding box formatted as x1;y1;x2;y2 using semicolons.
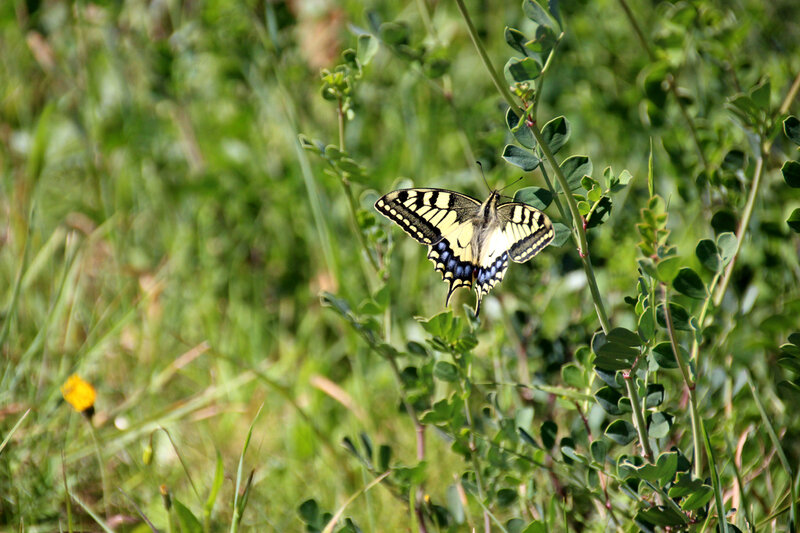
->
61;374;96;416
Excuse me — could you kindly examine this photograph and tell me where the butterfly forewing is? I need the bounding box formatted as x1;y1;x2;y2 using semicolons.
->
374;188;479;245
375;188;553;316
497;203;555;263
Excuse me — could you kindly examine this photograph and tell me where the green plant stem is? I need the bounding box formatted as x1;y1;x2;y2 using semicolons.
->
624;372;654;462
616;0;709;175
455;0;611;333
713;150;765;306
531;33;564;117
337;98;346;152
384;355;428;533
460;385;491;533
534;117;612;333
662;286;703;478
453;0;517;111
88;424;110;520
689;270;720;376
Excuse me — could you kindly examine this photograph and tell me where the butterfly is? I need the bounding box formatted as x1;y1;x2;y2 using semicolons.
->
375;188;554;316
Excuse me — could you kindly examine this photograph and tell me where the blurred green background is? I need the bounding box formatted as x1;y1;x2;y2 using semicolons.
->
2;0;800;531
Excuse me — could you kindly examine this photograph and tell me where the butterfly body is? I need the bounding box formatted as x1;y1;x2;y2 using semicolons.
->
375;188;554;315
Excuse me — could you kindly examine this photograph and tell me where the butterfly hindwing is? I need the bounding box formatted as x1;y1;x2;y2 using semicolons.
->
427;221;476;304
374;188;480;245
376;188;553;316
497;202;555;263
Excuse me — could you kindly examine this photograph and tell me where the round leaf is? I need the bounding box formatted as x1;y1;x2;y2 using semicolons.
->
514;186;552;210
784;115;800;145
434;361;458;382
502;145;541;171
781;160;800;188
506;108;535;149
788;208;800;233
541;116;570;155
695;239;720;272
504;57;542;83
605;420;636;445
672;267;707;299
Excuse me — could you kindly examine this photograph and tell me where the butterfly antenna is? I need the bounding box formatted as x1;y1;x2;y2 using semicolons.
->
476;161;491;192
498;175;524;193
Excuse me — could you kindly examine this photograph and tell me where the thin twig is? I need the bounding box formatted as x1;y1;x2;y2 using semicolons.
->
713;151;765;306
662;286;704;477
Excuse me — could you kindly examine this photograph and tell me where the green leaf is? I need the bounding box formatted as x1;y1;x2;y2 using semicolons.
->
594;329;640;371
606;327;643;347
652;341;681;369
357;34;379;66
497;488;518;507
605;420;636;445
551;222;571;247
506;108;535;149
788;208;800;233
648;411;672;438
635;506;688;527
378;445;392;471
750;79;770;109
433;361;458;382
407;341;428;357
558;155;592;192
716;232;737;266
655;256;682;282
784;115;800;145
561;363;584;388
594;387;623;415
504;57;542;83
523;0;555;29
541;116;570;154
656;302;694;331
673;267;707;299
645;384;665;408
514;186;552;210
298;499;321;526
502;145;541;171
637;310;655;343
681;485;714;511
777;380;800;402
419;311;461;342
712;210;738;234
727;94;758;126
782;160;800;188
379;21;409;46
173;498;203;533
623;451;677;483
595;344;638;371
695;239;720;272
203;451;224;523
541;421;557;449
722;149;747;171
590;440;607;464
505;27;532;57
521;520;546;533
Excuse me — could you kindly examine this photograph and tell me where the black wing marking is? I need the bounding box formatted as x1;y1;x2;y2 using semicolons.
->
473;249;510;317
496;202;554;263
374;188;480;245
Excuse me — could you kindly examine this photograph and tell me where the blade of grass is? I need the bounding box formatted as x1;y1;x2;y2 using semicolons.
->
322;472;390;533
749;377;797;529
0;408;30;455
230;403;265;533
69;492;115;533
701;418;729;533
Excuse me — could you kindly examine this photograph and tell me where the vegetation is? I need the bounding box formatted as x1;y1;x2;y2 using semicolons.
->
2;0;800;531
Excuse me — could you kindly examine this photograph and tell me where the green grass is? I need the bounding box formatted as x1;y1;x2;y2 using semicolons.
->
2;0;800;531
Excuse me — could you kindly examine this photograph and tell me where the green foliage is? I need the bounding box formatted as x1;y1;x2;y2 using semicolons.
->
2;0;800;531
